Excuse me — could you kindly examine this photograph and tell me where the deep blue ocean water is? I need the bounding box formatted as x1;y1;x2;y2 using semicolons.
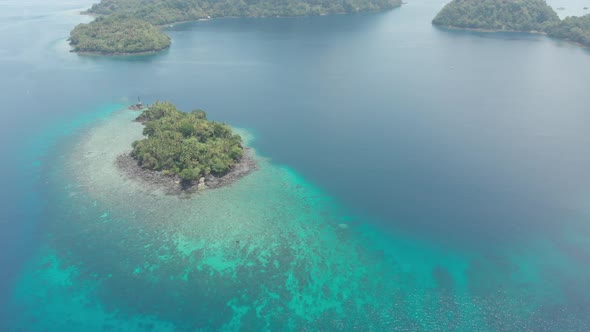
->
1;0;590;330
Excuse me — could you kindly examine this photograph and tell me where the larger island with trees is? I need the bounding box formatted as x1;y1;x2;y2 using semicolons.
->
432;0;590;48
432;0;560;32
70;0;403;55
86;0;403;25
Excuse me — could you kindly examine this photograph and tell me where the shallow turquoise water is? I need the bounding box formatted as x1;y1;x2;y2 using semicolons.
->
2;0;590;330
6;106;590;330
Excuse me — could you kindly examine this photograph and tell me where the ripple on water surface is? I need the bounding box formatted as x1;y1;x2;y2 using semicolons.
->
8;107;590;331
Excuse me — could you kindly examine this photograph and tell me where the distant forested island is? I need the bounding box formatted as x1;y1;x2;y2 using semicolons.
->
86;0;403;25
547;14;590;47
70;0;402;55
432;0;590;48
69;15;171;55
432;0;559;32
120;101;254;191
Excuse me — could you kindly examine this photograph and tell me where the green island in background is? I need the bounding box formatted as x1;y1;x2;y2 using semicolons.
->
68;0;590;56
69;15;171;55
69;0;402;55
547;14;590;47
86;0;403;24
432;0;590;47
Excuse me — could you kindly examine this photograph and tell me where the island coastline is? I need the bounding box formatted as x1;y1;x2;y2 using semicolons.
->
433;24;548;35
72;48;170;57
434;24;590;49
116;147;257;195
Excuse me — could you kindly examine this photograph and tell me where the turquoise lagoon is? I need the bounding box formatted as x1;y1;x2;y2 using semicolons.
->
9;105;590;331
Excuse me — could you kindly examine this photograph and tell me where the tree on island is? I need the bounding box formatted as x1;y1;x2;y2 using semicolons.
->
131;102;244;183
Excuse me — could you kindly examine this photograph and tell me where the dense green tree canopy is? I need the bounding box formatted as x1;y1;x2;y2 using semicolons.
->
547;14;590;47
69;15;171;54
432;0;559;32
131;102;244;183
86;0;402;25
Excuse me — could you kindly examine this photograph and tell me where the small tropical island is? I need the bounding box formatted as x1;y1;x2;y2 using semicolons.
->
432;0;560;32
432;0;590;48
69;15;171;55
70;0;402;55
118;101;255;192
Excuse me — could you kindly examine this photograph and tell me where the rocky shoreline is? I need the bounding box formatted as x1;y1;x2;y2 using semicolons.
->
72;47;170;57
116;148;257;195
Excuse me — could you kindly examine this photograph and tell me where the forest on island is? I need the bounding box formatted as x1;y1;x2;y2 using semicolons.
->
72;0;590;57
69;15;171;54
432;0;590;48
432;0;560;32
86;0;403;25
131;102;244;183
547;14;590;47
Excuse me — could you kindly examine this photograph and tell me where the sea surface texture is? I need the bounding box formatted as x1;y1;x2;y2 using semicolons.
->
1;0;590;331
